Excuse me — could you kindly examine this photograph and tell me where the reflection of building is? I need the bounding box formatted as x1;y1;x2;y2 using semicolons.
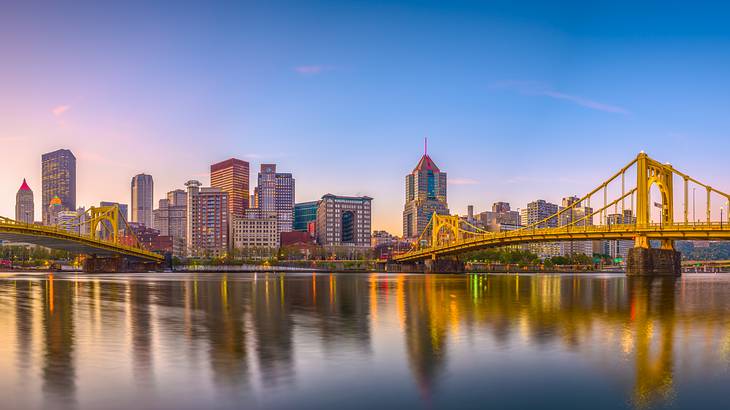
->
185;180;229;257
15;179;34;223
42;149;76;224
316;194;372;248
231;210;279;250
293;201;318;232
403;147;449;239
211;158;250;217
131;174;154;227
255;164;295;234
153;190;187;256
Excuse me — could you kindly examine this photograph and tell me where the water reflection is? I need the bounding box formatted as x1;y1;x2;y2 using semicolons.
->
0;272;729;409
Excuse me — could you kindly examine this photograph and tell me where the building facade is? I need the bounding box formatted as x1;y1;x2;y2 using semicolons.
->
42;149;76;225
255;164;295;234
316;194;372;248
231;209;279;251
185;180;229;257
558;196;595;256
131;174;154;227
521;199;561;258
294;201;319;231
152;189;187;256
477;202;522;232
211;158;250;217
15;179;34;224
402;150;449;239
604;209;637;260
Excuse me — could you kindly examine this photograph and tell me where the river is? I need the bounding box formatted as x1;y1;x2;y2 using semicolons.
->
0;271;729;409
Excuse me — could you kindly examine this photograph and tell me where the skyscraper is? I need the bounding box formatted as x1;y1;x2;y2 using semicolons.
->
255;164;295;234
153;189;187;256
15;179;34;224
131;174;154;227
41;149;76;225
211;158;250;217
403;143;449;239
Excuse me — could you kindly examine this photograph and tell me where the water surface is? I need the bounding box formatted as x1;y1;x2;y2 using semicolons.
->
1;271;729;409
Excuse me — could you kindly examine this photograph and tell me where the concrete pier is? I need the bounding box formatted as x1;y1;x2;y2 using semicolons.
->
83;256;160;273
626;248;682;276
424;258;465;273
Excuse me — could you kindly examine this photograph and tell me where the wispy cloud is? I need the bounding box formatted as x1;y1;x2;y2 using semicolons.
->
52;105;71;117
294;65;333;75
491;81;628;114
451;178;480;185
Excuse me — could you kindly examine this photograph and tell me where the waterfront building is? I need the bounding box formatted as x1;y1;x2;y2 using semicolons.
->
131;174;154;227
152;189;187;256
558;196;595;256
211;158;250;217
57;210;81;234
604;209;637;260
255;164;295;234
41;149;76;224
185;180;229;257
402;146;449;239
231;209;279;252
46;196;64;226
521;199;561;258
316;194;372;248
294;201;319;232
15;179;34;224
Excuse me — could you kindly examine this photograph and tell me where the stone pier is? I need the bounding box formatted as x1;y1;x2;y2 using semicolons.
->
423;258;465;273
626;248;682;276
82;256;161;273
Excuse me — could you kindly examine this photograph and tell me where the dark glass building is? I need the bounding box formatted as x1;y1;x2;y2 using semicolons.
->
41;149;76;225
293;201;319;231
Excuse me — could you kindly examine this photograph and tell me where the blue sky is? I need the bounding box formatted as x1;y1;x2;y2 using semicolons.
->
2;0;730;232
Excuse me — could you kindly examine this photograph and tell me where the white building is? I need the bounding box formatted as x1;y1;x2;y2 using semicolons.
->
231;210;279;250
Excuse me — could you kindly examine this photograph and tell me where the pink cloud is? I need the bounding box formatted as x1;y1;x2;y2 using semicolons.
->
52;105;71;117
294;65;333;75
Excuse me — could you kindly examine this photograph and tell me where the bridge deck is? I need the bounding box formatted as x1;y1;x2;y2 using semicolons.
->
395;223;730;262
0;222;163;262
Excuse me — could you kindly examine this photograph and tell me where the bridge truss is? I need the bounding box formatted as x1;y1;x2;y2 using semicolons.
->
395;152;730;262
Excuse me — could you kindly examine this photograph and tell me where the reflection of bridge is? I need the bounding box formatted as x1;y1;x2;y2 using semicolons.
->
395;152;730;275
0;205;163;272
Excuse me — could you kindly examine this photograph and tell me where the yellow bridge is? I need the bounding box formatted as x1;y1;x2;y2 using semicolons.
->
394;152;730;271
0;204;164;269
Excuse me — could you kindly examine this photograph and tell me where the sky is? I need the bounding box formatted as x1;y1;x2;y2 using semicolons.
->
2;0;730;233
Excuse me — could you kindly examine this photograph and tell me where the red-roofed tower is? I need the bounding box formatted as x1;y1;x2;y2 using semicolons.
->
403;139;449;239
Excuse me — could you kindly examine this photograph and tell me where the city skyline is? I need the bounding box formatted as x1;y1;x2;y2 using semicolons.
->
3;1;730;234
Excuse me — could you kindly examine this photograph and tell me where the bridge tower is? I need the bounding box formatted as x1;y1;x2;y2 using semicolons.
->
628;152;681;276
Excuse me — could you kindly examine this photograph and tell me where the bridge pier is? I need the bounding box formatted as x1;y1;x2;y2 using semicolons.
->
424;258;464;274
626;247;681;277
82;256;160;273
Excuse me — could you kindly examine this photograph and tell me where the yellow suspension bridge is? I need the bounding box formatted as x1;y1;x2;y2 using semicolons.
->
0;204;164;271
394;152;730;275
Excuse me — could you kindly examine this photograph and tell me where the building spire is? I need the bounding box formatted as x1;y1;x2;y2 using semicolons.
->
424;137;428;156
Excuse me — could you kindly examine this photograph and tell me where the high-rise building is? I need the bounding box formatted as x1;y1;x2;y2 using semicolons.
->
294;201;319;232
47;195;64;226
211;158;250;217
521;199;561;258
131;174;154;227
604;209;637;260
316;194;372;248
403;144;449;239
255;164;295;234
558;196;594;256
152;189;187;256
15;179;34;224
42;149;76;225
185;180;229;257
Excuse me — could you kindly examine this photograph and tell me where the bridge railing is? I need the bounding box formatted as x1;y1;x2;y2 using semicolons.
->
0;217;159;258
